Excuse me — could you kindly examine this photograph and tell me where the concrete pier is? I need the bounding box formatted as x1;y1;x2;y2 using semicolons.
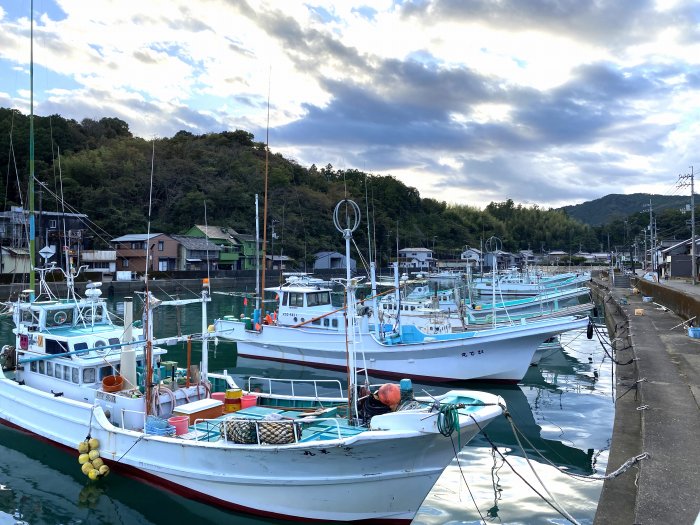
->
592;274;700;525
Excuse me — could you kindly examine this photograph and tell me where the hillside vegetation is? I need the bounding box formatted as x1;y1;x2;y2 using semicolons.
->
0;108;693;267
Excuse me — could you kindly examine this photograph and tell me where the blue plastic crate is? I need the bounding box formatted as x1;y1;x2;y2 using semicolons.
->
688;327;700;338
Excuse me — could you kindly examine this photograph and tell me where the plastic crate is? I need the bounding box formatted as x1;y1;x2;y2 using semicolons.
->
688;327;700;338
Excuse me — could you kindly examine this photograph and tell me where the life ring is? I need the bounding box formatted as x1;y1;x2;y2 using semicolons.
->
54;311;68;324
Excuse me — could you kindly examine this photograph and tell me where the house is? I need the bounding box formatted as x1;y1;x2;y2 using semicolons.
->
659;238;700;278
185;225;258;270
313;251;356;271
398;248;434;270
110;233;178;273
80;250;117;276
460;247;482;267
483;250;514;272
266;254;293;271
0;246;30;275
0;206;89;272
170;235;221;271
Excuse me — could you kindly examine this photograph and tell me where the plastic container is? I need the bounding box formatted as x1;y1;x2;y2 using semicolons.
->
168;415;189;436
102;375;123;392
240;394;257;409
688;327;700;338
211;392;226;402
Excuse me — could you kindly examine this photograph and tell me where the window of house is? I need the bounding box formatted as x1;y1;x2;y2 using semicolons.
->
49;219;57;229
123;258;129;268
158;241;164;251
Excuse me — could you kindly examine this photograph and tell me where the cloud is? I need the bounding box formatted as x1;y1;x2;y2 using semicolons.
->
1;0;699;209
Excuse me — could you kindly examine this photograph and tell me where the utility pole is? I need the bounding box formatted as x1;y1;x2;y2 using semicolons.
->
642;200;653;272
678;167;696;284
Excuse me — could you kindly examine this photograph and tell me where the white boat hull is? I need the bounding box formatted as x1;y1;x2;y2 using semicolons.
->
216;316;590;382
0;373;503;522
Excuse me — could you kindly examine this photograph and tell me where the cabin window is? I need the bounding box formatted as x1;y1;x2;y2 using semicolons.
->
54;364;63;380
30;361;37;372
46;339;69;356
94;340;108;354
288;293;304;307
47;310;73;328
331;319;338;328
46;362;53;376
98;366;112;380
312;319;321;325
21;310;37;324
83;368;96;384
306;292;330;307
72;368;79;383
323;318;329;327
74;342;89;356
108;338;120;347
39;361;45;374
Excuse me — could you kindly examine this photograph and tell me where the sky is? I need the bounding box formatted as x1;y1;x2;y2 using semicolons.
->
1;0;699;210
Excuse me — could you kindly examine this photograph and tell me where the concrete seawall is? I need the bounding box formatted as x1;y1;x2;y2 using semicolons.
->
590;276;700;525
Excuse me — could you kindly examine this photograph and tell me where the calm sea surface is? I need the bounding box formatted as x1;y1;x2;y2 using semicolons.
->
0;285;613;524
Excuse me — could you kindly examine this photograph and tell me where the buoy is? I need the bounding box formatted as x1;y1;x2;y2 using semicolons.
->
78;453;90;465
586;322;593;339
88;438;100;450
77;441;89;454
99;465;110;477
88;449;100;461
81;462;93;475
88;469;99;481
92;458;104;469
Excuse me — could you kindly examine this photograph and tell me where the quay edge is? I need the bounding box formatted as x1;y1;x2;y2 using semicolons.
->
590;273;700;525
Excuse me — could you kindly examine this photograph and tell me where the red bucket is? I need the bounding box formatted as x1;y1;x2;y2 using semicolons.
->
240;395;257;409
168;416;189;436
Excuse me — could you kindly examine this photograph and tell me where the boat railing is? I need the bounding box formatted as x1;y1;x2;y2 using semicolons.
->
247;376;344;399
119;407;148;431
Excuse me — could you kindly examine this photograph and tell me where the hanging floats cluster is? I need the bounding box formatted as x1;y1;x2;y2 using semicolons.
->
77;438;110;480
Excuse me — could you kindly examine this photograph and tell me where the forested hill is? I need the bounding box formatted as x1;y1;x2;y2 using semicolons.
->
561;193;690;226
0;108;683;266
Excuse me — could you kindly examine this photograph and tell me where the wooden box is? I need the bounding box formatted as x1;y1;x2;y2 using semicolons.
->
173;398;224;424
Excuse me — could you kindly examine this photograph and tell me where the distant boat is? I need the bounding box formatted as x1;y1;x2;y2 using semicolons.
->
215;200;591;383
473;268;592;296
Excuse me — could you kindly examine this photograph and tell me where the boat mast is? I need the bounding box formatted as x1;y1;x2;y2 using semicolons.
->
259;75;271;327
28;0;35;299
333;199;361;421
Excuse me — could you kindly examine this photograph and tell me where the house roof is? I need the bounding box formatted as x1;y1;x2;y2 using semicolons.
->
232;233;256;242
399;247;431;253
111;233;163;242
170;234;221;252
193;225;239;243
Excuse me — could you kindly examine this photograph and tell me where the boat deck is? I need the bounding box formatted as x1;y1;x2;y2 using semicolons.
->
179;405;365;444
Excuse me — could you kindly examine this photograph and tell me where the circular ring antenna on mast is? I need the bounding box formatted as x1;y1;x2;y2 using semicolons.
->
333;199;361;235
485;236;502;254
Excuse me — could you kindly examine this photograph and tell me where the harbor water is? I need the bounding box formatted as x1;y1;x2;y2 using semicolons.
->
0;287;613;524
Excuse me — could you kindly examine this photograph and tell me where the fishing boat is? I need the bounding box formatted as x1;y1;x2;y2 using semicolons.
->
214;200;591;382
472;267;591;297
